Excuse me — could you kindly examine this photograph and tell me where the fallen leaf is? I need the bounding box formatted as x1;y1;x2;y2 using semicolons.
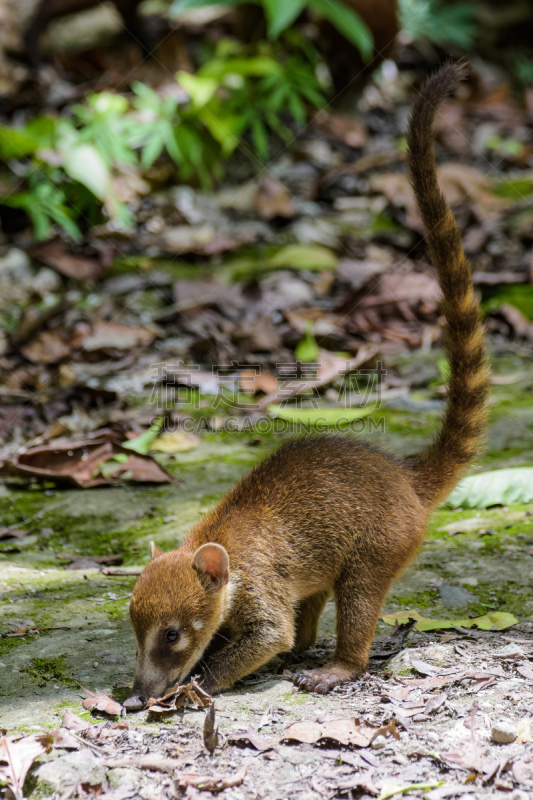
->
228;727;273;752
517;718;533;744
445;467;533;509
0;733;52;800
239;369;278;396
268;404;374;426
72;321;157;352
146;681;211;718
313;113;367;148
31;239;105;280
52;728;80;749
513;755;533;788
82;689;123;716
437;517;491;534
150;431;201;453
379;781;444;800
281;717;399;748
424;692;448;714
0;528;29;540
0;437;171;488
61;709;91;731
254;175;296;220
268;244;338;271
174;766;246;793
517;664;533;680
203;703;218;755
382;609;518;632
20;330;71;364
122;417;163;455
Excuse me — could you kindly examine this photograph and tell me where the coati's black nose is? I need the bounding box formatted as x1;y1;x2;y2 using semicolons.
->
123;694;145;712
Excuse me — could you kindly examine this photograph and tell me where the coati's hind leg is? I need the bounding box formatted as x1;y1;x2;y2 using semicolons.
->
293;552;399;694
293;591;329;653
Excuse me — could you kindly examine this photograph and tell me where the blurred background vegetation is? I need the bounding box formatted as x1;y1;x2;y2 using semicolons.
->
0;0;531;241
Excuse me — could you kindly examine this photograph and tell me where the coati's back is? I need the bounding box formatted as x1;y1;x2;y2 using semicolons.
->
194;436;426;563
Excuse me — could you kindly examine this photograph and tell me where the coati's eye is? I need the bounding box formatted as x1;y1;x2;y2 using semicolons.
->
166;630;180;643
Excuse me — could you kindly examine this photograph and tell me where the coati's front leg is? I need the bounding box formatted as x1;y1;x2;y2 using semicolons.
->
293;554;397;693
200;618;294;695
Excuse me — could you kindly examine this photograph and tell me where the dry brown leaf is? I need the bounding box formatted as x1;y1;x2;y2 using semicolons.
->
513;755;533;788
146;680;211;718
0;733;52;800
281;717;398;748
61;709;91;731
254;175;296;220
204;703;219;755
21;330;71;364
82;689;123;716
229;727;274;752
174;766;246;793
31;240;105;280
239;369;278;396
313;113;367;148
1;437;171;488
72;321;157;352
517;663;533;680
52;728;80;749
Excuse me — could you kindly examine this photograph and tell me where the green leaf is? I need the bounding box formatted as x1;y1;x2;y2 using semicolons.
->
169;0;245;17
263;0;306;38
379;782;444;800
63;144;110;202
382;609;518;632
445;467;533;509
200;56;282;80
0;124;40;159
269;244;338;271
295;320;319;363
268;405;374;426
199;110;240;156
308;0;373;61
122;418;164;455
177;71;219;108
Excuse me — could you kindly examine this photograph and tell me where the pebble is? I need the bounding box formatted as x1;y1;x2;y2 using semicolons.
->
371;735;387;749
491;720;517;744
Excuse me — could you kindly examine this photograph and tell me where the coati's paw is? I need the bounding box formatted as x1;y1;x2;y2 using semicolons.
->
292;664;351;694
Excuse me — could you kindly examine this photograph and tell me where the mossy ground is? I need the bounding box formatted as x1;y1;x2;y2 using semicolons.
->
0;350;532;732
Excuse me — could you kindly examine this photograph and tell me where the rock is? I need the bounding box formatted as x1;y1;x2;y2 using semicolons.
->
107;767;143;788
438;584;477;608
491;720;517;744
386;649;412;675
37;750;106;791
371;734;387;749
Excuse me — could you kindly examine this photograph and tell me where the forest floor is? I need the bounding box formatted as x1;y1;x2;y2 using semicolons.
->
1;350;533;800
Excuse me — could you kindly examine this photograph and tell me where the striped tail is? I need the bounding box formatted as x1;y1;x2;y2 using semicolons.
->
406;61;490;508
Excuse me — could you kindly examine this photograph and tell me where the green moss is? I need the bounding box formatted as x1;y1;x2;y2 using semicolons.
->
24;656;77;689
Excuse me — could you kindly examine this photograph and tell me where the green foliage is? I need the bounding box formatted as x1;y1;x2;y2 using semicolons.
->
170;0;373;60
399;0;479;49
382;608;518;631
295;320;319;362
0;38;324;241
482;284;533;320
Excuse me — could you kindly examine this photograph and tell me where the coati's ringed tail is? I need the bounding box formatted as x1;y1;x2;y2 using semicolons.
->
406;61;490;508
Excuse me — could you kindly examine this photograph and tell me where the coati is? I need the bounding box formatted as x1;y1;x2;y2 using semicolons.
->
125;62;490;708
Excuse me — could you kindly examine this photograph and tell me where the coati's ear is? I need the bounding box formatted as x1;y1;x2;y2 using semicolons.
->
150;541;165;560
193;543;229;589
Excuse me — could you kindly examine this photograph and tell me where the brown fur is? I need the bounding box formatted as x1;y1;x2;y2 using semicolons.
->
126;62;490;705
